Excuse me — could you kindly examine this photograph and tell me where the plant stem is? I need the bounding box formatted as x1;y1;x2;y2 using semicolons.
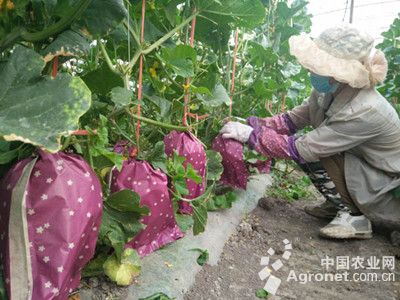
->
99;40;123;77
126;13;198;72
123;19;141;46
0;28;22;52
61;135;73;151
123;73;130;89
86;136;94;170
128;50;142;70
226;41;232;90
125;108;189;131
202;9;254;17
111;120;136;145
0;0;92;51
142;13;198;55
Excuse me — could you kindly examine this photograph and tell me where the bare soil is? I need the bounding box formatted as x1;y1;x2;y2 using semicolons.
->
185;196;400;300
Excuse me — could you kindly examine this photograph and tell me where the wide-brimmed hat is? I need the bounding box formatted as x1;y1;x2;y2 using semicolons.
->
289;25;388;88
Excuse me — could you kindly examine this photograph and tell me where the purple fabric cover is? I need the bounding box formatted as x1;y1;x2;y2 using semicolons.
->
282;114;298;135
111;160;183;257
288;136;306;163
248;126;305;163
248;124;263;150
212;134;249;190
0;151;102;299
247;113;297;135
164;131;207;215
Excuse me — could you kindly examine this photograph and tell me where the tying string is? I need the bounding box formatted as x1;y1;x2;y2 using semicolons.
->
189;11;196;48
72;129;97;136
229;29;239;117
127;1;131;62
183;11;197;126
135;0;146;152
281;94;287;112
265;99;272;115
187;112;208;120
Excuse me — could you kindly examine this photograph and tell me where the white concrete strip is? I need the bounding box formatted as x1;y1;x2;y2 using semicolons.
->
81;174;272;300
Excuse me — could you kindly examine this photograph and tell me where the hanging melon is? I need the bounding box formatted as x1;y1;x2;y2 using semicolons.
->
212;134;249;190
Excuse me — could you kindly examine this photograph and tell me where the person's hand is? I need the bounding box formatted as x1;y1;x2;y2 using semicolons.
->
220;121;253;143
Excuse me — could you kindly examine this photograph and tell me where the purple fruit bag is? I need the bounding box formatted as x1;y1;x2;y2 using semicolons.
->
0;150;102;300
212;135;272;189
164;131;207;215
110;160;183;257
212;134;249;190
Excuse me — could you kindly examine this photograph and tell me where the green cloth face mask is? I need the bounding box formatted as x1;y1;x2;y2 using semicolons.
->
310;73;339;94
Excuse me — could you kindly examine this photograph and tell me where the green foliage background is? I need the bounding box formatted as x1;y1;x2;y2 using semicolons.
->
378;13;400;113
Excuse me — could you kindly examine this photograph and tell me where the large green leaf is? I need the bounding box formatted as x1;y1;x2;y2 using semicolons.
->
175;213;194;232
100;189;149;259
143;94;172;120
195;63;218;91
190;185;214;235
82;63;124;95
276;1;308;20
76;0;127;37
253;80;269;98
248;41;279;67
110;86;132;107
161;45;197;77
41;30;90;62
143;19;165;43
195;17;230;51
198;83;230;108
195;0;265;29
0;46;91;152
107;189;150;215
192;203;208;236
164;0;185;26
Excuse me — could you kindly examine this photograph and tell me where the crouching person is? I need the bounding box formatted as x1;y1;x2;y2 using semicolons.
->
220;25;400;240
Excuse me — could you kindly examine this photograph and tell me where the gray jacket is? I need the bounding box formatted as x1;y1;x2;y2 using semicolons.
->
288;86;400;227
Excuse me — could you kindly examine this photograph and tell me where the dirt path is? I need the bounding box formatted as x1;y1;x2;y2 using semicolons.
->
185;196;400;300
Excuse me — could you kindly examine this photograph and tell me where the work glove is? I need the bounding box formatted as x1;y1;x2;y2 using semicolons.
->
220;121;253;143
